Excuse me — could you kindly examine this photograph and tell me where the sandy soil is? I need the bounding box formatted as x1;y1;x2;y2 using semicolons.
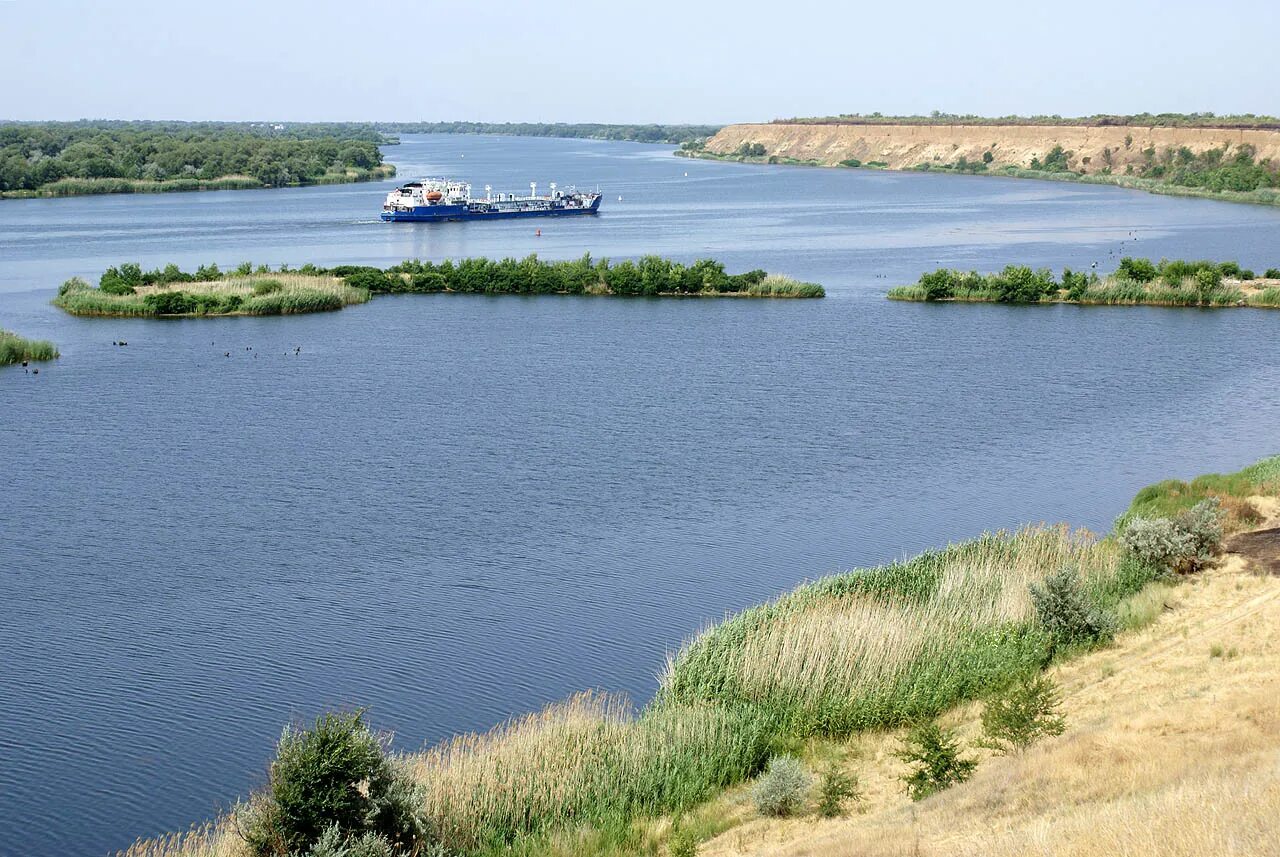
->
705;123;1280;176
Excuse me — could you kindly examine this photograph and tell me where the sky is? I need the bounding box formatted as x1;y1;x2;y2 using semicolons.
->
2;0;1278;123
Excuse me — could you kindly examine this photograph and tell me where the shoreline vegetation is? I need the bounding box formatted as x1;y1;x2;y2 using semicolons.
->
0;328;58;365
119;454;1280;857
887;257;1280;307
53;257;824;318
0;122;395;198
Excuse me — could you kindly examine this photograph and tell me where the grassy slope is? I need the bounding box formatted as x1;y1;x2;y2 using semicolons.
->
116;458;1280;857
698;498;1280;856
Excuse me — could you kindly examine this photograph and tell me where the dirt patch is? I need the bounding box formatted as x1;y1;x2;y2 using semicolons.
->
1227;527;1280;575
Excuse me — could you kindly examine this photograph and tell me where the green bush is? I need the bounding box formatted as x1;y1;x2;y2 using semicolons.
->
1118;257;1158;283
58;276;91;296
895;722;976;801
752;755;811;817
668;824;700;857
143;291;196;315
816;764;861;818
241;711;429;857
1029;566;1115;655
839;158;862;168
978;675;1066;754
1265;268;1280;279
1119;517;1197;575
919;269;956;300
252;279;284;296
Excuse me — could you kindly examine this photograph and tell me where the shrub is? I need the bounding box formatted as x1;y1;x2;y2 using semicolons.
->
241;710;429;857
919;269;956;300
143;291;196;315
668;825;700;857
752;755;811;817
839;158;862;168
252;279;284;296
1120;517;1196;574
896;722;976;801
1176;498;1225;567
816;764;861;817
978;675;1066;754
1194;267;1223;300
58;276;91;296
1118;257;1158;283
1265;268;1280;279
1029;566;1115;654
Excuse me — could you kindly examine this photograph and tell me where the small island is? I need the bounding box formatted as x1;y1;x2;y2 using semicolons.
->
888;257;1280;307
53;256;825;318
1;328;58;366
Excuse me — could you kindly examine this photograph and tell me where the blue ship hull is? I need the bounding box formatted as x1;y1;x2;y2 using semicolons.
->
381;196;602;223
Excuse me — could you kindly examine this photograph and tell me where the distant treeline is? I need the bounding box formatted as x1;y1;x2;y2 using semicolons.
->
376;122;721;144
0;121;393;195
775;112;1280;130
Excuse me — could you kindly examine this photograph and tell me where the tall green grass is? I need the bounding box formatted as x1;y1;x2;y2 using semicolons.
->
0;329;59;364
656;526;1152;736
744;275;825;298
406;692;772;854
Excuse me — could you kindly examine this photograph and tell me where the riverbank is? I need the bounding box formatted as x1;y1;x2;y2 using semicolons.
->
0;165;396;199
688;121;1280;207
0;328;58;365
0;122;395;198
52;257;824;318
117;454;1280;857
887;258;1280;307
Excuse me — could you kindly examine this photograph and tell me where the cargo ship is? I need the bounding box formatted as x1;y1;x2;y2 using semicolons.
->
380;178;602;222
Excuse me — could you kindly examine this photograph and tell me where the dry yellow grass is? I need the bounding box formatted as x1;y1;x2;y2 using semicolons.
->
699;499;1280;857
133;273;362;302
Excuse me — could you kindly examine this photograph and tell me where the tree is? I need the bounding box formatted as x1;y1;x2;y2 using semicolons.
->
978;675;1066;754
896;721;976;801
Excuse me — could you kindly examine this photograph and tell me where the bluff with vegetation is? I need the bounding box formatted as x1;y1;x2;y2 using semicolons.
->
694;118;1280;204
887;257;1280;307
51;257;824;319
117;453;1280;857
0;122;394;197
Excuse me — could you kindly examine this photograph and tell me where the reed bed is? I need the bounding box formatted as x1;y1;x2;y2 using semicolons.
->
54;273;368;318
405;691;771;854
657;526;1145;735
743;275;826;298
0;329;59;364
1117;454;1280;532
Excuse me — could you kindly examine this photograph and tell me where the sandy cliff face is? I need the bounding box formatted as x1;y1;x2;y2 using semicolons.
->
705;123;1280;174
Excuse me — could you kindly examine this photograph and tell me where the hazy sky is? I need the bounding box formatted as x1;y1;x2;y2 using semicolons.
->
3;0;1278;123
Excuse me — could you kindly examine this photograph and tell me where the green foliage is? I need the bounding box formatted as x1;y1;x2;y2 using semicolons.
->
1120;499;1227;575
0;121;390;194
1265;268;1280;279
838;158;862;168
252;279;285;296
734;142;767;157
0;329;59;365
895;722;976;801
1029;567;1116;654
816;764;861;818
752;755;810;817
58;276;91;296
668;824;700;857
978;675;1066;754
1118;257;1158;283
241;711;428;857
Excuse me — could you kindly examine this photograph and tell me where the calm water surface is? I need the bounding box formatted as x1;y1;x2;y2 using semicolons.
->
3;136;1280;856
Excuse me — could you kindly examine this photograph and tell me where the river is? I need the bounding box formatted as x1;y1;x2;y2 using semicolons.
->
3;134;1280;856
